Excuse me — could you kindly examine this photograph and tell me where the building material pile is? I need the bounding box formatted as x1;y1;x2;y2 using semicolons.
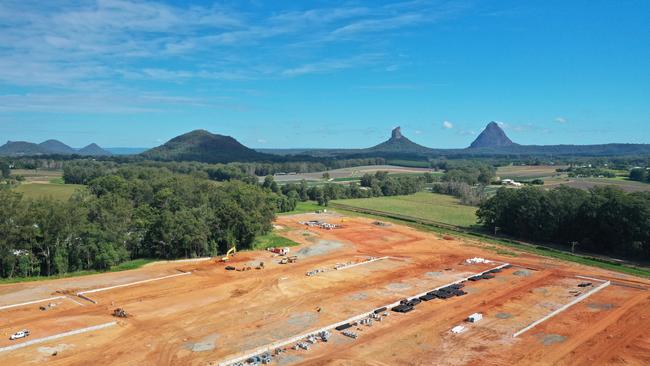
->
465;257;492;264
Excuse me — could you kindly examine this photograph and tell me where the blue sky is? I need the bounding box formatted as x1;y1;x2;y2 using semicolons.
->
0;0;648;148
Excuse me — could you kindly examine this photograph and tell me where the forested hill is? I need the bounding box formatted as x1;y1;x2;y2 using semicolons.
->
142;129;276;163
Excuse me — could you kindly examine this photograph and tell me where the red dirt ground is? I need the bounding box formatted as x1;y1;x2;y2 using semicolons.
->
0;212;648;365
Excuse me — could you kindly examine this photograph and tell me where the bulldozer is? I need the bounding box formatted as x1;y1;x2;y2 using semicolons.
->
112;308;128;318
220;245;237;262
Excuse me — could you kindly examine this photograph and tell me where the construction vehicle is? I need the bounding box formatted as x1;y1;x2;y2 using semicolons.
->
267;247;290;256
221;245;237;262
9;329;30;340
112;308;128;318
279;255;298;264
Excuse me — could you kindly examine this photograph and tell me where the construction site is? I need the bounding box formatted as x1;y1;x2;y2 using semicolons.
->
1;211;649;365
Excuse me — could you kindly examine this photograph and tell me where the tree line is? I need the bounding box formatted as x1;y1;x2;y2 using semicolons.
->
0;168;283;279
477;186;650;258
629;168;650;183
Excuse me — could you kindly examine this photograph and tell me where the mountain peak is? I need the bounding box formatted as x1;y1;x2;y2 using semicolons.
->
39;139;75;154
366;127;431;154
391;126;403;140
78;143;112;156
469;121;516;148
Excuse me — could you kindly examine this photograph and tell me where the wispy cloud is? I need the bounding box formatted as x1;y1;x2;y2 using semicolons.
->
442;120;454;129
555;116;567;123
0;1;468;113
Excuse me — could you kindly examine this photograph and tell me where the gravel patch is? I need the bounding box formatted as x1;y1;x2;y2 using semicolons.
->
38;343;73;355
425;271;442;278
297;240;344;258
587;303;614;311
385;282;411;291
495;312;513;319
539;334;566;346
185;333;219;352
513;270;531;277
348;291;368;301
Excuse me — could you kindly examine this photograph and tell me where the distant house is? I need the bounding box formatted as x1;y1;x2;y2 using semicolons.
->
501;179;523;187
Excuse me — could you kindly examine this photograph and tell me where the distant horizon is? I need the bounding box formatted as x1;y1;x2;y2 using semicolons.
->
4;121;650;153
1;1;648;148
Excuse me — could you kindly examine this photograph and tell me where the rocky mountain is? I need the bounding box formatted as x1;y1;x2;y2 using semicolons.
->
39;139;76;154
365;127;432;154
142;129;273;163
77;143;112;156
469;121;517;148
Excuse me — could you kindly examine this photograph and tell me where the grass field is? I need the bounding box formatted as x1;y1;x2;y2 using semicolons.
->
496;165;565;180
253;231;300;250
332;192;478;227
13;183;84;200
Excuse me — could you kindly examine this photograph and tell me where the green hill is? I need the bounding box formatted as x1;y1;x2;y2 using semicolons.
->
142;129;273;163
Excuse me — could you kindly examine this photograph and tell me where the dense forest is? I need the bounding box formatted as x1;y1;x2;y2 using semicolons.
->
477;186;650;258
0;167;283;279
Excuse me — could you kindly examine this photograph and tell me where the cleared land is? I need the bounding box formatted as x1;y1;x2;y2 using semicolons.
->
333;191;478;227
497;165;650;192
264;165;436;183
13;183;83;200
496;165;566;180
543;176;650;192
9;169;83;200
1;211;648;365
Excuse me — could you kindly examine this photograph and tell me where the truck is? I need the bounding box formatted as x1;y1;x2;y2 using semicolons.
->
10;329;30;340
267;247;290;256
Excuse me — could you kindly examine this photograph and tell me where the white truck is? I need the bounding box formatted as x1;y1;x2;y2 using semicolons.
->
10;329;30;340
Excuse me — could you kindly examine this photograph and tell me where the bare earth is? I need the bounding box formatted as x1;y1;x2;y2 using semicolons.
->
1;213;649;365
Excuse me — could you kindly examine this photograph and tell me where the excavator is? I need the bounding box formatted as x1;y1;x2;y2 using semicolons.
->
220;245;237;262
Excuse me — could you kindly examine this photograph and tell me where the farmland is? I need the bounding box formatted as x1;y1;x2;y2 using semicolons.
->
496;165;650;192
8;168;84;200
13;183;83;200
266;164;436;183
332;191;478;227
1;212;649;365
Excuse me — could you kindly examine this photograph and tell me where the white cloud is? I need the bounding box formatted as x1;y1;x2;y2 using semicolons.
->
256;138;267;144
0;1;470;113
555;117;567;124
442;121;453;129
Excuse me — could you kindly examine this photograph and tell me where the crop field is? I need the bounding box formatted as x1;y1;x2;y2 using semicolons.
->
10;169;64;183
543;176;650;192
333;191;478;227
1;211;649;365
496;165;566;180
265;165;436;183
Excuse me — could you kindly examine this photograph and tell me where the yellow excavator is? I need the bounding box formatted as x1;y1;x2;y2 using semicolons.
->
221;245;237;262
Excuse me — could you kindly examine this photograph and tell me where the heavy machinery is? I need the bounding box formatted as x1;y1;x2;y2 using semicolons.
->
221;245;237;262
112;308;129;318
267;247;290;256
279;255;298;264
